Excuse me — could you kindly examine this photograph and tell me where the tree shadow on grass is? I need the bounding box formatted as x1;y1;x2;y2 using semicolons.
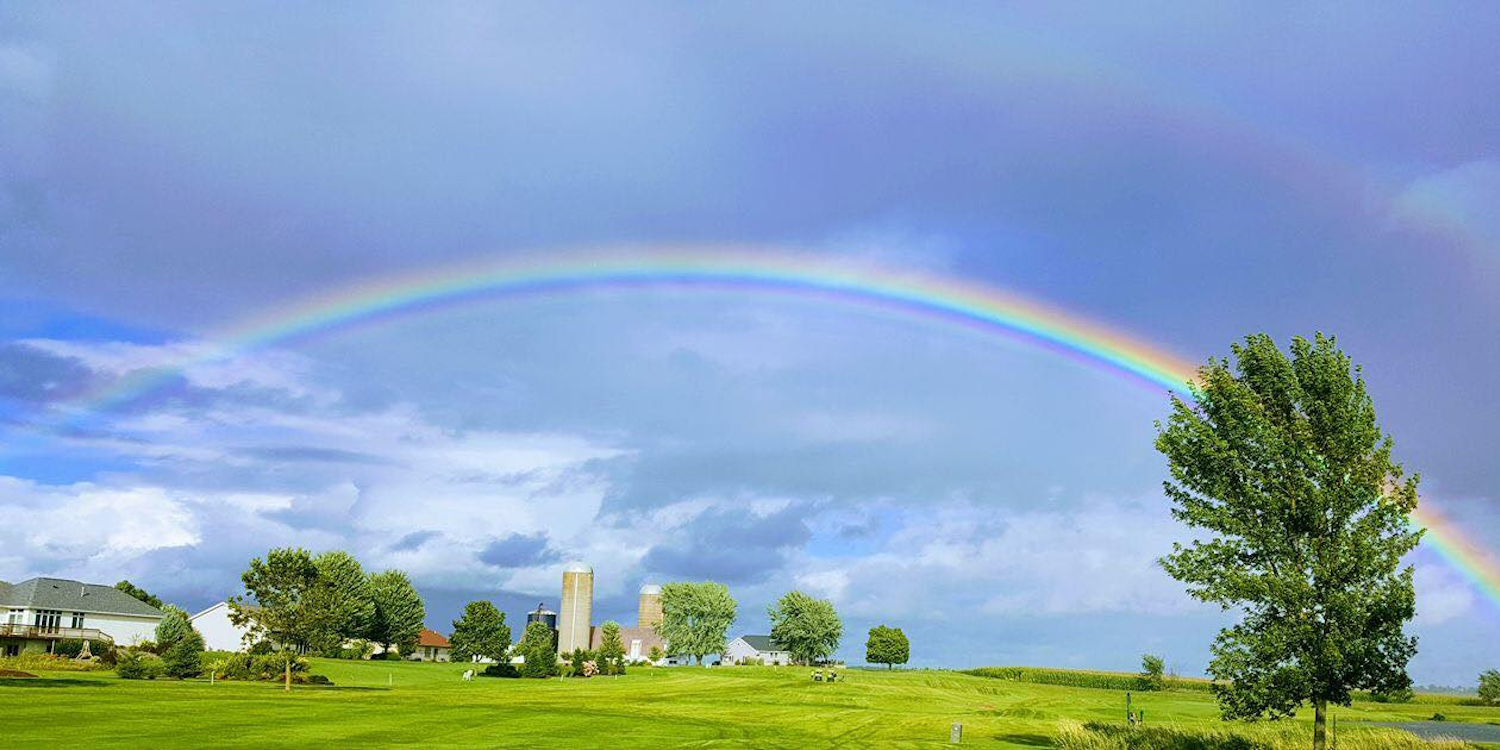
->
0;678;112;688
993;731;1051;746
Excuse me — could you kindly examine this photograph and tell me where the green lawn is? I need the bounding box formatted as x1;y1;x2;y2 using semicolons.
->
3;660;1497;748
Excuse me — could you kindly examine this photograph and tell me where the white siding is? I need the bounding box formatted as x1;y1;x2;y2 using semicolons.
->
86;612;160;646
190;602;253;652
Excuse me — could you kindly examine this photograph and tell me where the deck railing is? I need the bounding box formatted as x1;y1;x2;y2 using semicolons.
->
0;624;111;642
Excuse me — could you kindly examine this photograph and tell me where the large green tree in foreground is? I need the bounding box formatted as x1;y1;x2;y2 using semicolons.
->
768;590;842;665
658;582;737;665
1156;333;1421;750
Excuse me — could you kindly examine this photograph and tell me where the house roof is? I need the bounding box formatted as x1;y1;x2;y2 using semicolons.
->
738;635;784;653
417;628;450;648
589;625;665;652
0;578;166;618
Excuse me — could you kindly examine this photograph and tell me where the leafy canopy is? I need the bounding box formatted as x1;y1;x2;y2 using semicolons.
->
115;580;163;609
230;547;322;655
517;620;559;678
449;600;511;664
1480;669;1500;706
768;590;842;665
1157;334;1420;737
657;582;737;665
366;569;425;656
865;625;909;669
306;551;374;654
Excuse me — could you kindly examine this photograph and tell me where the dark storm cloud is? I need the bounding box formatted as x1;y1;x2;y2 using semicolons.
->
389;530;441;553
478;533;562;569
0;342;96;403
640;504;813;585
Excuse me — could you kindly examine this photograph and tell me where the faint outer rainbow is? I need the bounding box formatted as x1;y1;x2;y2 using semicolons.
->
72;247;1203;413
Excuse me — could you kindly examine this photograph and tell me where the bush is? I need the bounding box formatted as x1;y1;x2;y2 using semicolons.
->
163;630;205;678
207;652;312;682
0;653;107;672
116;650;165;680
568;649;596;678
481;662;518;678
155;605;193;649
247;640;275;655
332;639;374;660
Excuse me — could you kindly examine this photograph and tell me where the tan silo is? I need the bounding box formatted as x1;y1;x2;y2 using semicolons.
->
557;561;593;654
638;583;663;629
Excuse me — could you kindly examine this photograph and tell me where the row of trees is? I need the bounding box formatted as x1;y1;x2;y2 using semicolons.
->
228;548;425;690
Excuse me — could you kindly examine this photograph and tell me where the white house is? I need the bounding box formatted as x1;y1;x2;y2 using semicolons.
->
189;601;257;652
0;577;164;655
723;635;792;666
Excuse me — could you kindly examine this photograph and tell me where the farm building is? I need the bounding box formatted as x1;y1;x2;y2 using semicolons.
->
189;601;257;652
724;635;792;665
1;577;164;655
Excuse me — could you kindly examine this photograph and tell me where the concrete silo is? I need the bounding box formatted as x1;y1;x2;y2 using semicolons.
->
557;561;593;654
637;584;663;629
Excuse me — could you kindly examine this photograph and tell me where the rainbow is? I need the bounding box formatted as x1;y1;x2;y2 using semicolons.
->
1412;503;1500;611
71;246;1203;413
48;246;1500;614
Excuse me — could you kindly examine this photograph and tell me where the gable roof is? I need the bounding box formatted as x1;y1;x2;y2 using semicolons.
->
739;635;784;653
0;578;166;618
417;628;449;648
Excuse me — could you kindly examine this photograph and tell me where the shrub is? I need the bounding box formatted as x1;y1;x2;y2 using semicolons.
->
334;639;374;660
569;649;596;677
207;652;312;682
247;640;275;655
0;653;107;672
116;650;165;680
163;630;205;678
155;606;193;649
481;663;518;678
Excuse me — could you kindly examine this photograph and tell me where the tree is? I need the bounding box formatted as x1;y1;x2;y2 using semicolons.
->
597;620;626;675
366;569;425;658
767;590;842;665
449;601;511;664
865;625;909;669
1156;333;1421;750
154;605;193;651
1480;669;1500;706
657;582;737;665
115;580;163;609
306;551;374;654
163;628;205;678
517;620;559;678
230;547;322;691
1138;654;1165;691
647;645;665;663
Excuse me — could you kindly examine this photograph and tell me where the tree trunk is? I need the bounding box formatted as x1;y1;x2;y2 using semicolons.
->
284;655;292;692
1312;699;1327;750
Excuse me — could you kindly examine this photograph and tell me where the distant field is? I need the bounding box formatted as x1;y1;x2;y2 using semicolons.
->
3;660;1498;748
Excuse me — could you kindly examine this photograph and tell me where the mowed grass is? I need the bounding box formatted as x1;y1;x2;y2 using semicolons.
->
3;660;1498;748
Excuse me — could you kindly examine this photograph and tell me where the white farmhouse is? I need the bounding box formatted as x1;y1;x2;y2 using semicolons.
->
0;577;164;655
723;635;793;666
189;601;258;652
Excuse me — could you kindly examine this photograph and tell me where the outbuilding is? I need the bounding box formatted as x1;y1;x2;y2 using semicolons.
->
723;635;792;666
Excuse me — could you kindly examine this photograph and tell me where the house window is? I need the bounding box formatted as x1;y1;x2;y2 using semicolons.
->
71;612;85;628
35;610;62;632
6;609;21;625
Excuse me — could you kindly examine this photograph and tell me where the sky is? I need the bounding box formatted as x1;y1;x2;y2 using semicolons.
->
2;2;1499;685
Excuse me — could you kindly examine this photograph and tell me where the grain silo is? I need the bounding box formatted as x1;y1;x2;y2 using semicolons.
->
526;603;559;649
557;561;593;654
637;584;663;629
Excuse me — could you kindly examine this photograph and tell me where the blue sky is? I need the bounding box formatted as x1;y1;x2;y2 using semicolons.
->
2;3;1498;684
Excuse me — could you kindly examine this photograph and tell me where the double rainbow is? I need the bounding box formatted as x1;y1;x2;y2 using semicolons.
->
57;246;1500;613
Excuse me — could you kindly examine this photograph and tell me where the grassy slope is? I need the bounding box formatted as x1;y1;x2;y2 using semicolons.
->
2;661;1497;748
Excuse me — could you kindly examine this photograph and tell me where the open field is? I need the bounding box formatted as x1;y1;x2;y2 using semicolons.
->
3;660;1498;748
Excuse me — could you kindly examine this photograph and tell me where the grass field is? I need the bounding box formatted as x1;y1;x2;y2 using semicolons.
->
3;659;1498;748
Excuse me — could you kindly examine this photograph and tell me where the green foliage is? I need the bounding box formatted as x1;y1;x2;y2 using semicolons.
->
1053;720;1467;750
116;650;164;680
517;621;559;678
597;620;626;675
1479;669;1500;705
0;653;108;672
247;640;275;655
230;547;321;654
481;662;519;678
1156;334;1421;740
1138;654;1165;691
568;648;596;677
658;582;737;665
154;605;192;650
965;666;1213;692
366;569;425;656
449;600;511;664
163;629;205;678
864;625;909;669
647;645;665;663
206;652;313;682
332;639;374;660
767;590;842;665
307;551;375;654
1367;686;1413;703
114;580;163;609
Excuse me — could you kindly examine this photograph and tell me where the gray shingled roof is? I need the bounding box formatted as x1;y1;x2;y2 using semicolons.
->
0;578;165;618
739;635;784;652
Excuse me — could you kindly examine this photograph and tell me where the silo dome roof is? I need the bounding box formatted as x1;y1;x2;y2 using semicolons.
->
563;561;592;574
639;584;661;595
